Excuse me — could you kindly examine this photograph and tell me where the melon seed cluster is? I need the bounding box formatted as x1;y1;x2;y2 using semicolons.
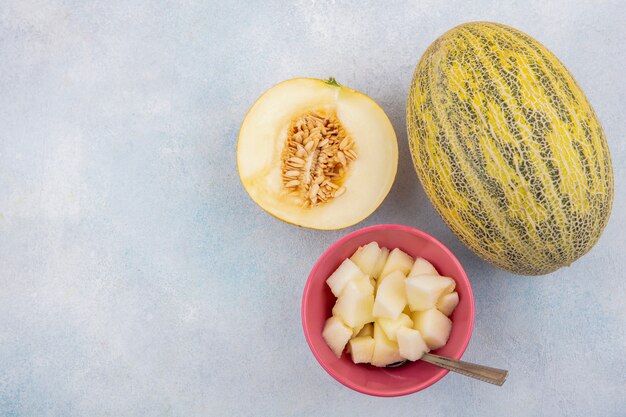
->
281;111;356;207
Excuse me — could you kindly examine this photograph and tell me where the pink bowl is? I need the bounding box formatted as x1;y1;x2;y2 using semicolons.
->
301;224;474;396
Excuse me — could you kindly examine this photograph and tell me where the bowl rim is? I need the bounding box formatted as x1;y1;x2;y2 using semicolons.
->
301;223;475;396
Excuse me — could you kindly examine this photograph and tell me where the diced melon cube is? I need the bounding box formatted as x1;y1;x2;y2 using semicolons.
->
379;248;414;281
411;308;452;350
352;274;375;295
397;327;429;361
326;259;366;297
409;257;439;277
371;322;403;367
352;323;365;337
441;276;455;293
405;275;456;311
351;245;363;257
350;242;381;276
348;336;375;364
332;281;374;328
371;247;390;279
377;313;413;341
437;291;459;316
322;316;353;358
372;271;406;319
356;322;373;337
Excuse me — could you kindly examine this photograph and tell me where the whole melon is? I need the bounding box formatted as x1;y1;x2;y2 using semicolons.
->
407;22;614;275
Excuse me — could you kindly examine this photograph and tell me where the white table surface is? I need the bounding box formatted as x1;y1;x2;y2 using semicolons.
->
1;1;624;416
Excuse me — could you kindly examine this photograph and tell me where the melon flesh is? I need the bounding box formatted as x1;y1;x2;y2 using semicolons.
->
349;336;375;364
322;316;353;358
326;258;366;297
379;248;414;281
409;257;438;277
411;308;452;350
356;322;373;337
372;271;406;319
351;323;365;337
371;322;403;367
397;327;429;361
237;78;398;230
369;276;376;288
322;242;459;364
332;281;374;328
351;274;375;295
437;291;459;316
376;313;413;341
371;247;390;279
405;275;456;311
350;242;382;276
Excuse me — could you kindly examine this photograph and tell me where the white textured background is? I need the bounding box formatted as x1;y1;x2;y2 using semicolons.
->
0;1;624;416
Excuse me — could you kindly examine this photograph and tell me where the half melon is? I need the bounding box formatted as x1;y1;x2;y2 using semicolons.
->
237;78;398;230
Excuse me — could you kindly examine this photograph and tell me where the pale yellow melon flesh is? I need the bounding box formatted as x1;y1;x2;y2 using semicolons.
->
397;327;429;361
356;322;374;337
332;280;374;328
372;271;407;319
409;257;438;277
326;258;366;297
322;243;459;362
376;313;413;341
379;248;414;282
237;78;398;230
348;336;376;364
411;308;452;350
437;291;459;316
405;275;456;311
350;242;382;276
322;316;353;358
351;323;365;337
371;322;403;367
371;247;390;279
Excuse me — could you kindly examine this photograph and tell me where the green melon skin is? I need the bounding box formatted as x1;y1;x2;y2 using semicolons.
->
407;22;614;275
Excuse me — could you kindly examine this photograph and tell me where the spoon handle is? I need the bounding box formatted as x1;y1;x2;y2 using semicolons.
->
421;353;508;386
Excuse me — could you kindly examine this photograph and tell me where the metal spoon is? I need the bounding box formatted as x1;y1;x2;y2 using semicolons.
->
387;353;508;386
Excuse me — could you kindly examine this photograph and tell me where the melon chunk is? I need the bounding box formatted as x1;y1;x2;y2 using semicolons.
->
332;281;374;328
377;313;413;341
371;247;390;279
372;271;406;319
371;322;403;367
352;274;375;295
326;258;366;297
321;242;458;365
350;242;382;276
322;316;353;358
411;308;452;350
405;275;456;311
237;78;398;230
397;327;430;361
409;257;439;277
348;336;375;364
356;322;373;337
379;248;414;281
437;291;459;316
351;323;365;337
